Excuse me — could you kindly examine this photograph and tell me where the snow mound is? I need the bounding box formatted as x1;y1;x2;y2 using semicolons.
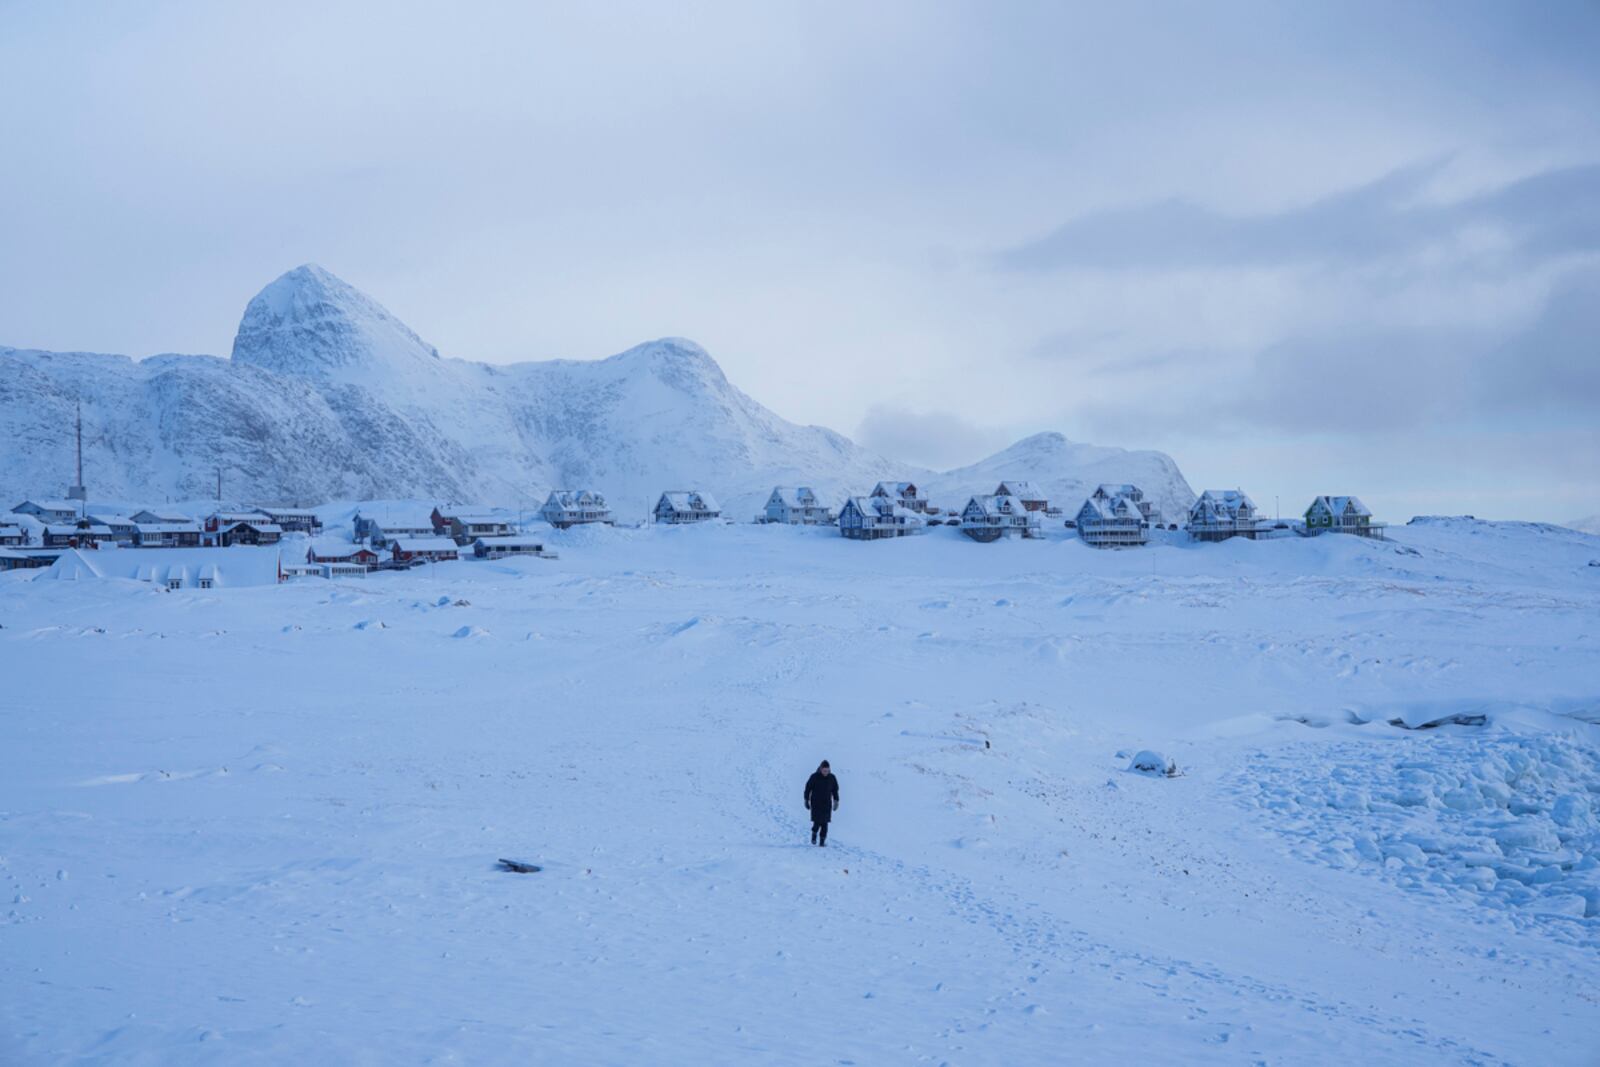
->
452;625;489;639
1127;750;1178;777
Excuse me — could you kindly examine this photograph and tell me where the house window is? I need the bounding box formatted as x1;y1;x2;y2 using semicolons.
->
167;578;183;590
199;578;214;589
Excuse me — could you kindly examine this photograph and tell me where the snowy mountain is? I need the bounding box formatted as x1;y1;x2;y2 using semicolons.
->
1565;514;1600;536
0;265;1193;519
924;431;1195;522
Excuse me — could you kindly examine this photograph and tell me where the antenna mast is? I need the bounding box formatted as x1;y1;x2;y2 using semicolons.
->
67;399;88;508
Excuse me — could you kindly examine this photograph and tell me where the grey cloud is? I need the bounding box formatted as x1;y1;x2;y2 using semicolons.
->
998;162;1600;273
855;404;1012;472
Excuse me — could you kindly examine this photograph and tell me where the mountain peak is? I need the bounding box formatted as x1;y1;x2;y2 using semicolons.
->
231;265;440;383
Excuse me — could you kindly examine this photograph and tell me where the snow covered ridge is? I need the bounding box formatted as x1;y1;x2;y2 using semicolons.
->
0;265;1195;520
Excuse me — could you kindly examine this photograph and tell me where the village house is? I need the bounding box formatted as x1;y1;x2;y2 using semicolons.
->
132;522;203;548
539;490;613;529
1089;484;1162;525
472;536;555;560
389;537;461;564
257;507;323;535
12;499;80;524
431;507;513;543
352;511;436;545
43;546;281;589
993;481;1052;514
42;523;115;548
959;494;1042;542
130;509;195;525
87;512;140;544
307;540;382;566
206;518;283;547
870;482;934;515
1186;490;1262;542
0;548;58;571
654;491;722;524
762;486;835;525
1304;495;1383;537
0;524;25;546
1076;486;1152;547
838;495;925;540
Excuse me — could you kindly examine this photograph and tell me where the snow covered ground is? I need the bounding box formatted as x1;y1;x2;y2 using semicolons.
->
2;516;1597;1064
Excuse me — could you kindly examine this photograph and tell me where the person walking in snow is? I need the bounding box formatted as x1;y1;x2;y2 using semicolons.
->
805;760;839;846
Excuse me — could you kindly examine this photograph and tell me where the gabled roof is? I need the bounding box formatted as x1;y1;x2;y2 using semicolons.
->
130;509;193;524
43;524;113;536
256;506;318;518
1080;487;1146;522
964;494;1038;521
658;491;721;513
218;521;283;535
768;486;821;508
843;495;924;523
14;499;80;514
1310;495;1371;517
872;481;923;499
543;489;607;509
1191;489;1256;519
390;537;460;552
87;512;137;527
43;546;283;586
995;481;1046;502
474;536;546;548
451;513;510;526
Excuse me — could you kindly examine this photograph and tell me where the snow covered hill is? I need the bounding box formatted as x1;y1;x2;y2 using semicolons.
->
925;431;1195;522
1566;514;1600;536
0;265;1192;520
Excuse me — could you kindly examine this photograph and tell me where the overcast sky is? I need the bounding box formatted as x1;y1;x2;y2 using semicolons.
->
2;1;1597;521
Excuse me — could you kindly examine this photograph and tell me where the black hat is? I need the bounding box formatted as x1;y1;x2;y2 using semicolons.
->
819;760;830;768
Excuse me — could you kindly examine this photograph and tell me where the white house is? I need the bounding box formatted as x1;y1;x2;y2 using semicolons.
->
762;486;835;525
870;482;933;515
655;491;721;524
12;500;80;524
1076;486;1151;547
42;546;284;588
1186;490;1261;542
1304;495;1382;537
352;511;436;545
0;524;26;547
959;494;1042;542
838;495;925;540
87;512;140;543
539;490;613;529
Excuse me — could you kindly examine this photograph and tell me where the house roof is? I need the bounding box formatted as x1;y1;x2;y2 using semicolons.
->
218;521;283;535
1311;495;1371;517
769;486;820;507
964;494;1039;521
42;546;283;586
130;510;193;524
544;489;607;509
872;481;922;498
87;512;137;526
451;514;509;526
1079;493;1143;522
44;524;113;536
257;507;317;518
390;537;460;552
658;491;720;513
14;499;80;514
844;496;924;523
995;481;1046;502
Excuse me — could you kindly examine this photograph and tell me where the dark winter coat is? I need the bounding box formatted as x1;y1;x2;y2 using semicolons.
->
805;771;839;823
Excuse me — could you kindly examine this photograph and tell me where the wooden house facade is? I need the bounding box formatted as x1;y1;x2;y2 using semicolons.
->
1186;490;1261;542
870;482;934;515
133;523;203;548
655;491;721;524
959;494;1042;542
1304;496;1382;537
838;495;924;540
390;537;461;564
1076;486;1150;547
762;486;834;525
539;490;613;529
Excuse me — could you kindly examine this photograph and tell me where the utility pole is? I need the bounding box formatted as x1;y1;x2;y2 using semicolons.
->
216;468;223;504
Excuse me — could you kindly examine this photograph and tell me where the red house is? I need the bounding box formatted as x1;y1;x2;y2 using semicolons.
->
307;544;381;566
